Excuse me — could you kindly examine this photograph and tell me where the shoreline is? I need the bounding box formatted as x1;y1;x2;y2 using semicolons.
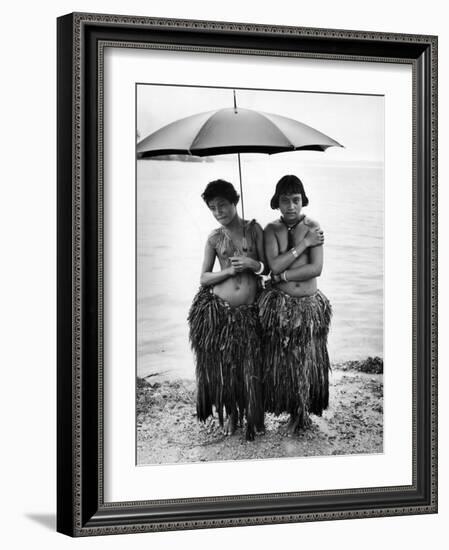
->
137;358;383;465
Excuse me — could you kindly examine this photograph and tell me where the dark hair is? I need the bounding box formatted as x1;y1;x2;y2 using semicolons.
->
202;179;240;205
270;175;309;209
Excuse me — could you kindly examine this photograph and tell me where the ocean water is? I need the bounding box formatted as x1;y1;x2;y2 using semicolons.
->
137;157;383;380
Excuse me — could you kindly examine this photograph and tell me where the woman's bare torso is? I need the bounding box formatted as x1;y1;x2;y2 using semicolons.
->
272;218;318;297
210;222;260;307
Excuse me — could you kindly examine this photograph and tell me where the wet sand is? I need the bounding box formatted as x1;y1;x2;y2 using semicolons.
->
137;358;383;465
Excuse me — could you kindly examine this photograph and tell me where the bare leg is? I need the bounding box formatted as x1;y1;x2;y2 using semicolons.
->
285;414;300;435
223;411;238;436
256;421;266;435
283;409;312;436
245;423;255;441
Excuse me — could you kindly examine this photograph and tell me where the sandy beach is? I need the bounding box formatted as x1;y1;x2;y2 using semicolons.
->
137;357;383;465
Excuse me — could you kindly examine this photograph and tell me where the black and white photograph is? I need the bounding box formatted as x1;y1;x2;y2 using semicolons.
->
136;84;384;465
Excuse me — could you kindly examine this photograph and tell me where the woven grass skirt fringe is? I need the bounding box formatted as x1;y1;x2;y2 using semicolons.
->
258;288;332;428
188;286;264;440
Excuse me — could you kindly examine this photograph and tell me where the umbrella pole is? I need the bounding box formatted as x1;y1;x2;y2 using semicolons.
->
233;89;247;253
237;152;248;253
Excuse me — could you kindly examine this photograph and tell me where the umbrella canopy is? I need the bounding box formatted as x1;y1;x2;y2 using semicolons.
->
137;107;343;158
137;94;343;250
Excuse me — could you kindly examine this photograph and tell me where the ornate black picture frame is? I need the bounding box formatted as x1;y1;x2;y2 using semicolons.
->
57;12;437;536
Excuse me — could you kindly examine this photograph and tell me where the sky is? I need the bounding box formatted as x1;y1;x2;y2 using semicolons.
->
137;84;384;164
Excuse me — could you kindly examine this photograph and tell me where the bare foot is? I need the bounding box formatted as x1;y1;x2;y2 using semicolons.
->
255;416;266;435
299;412;312;432
283;415;300;436
245;424;255;441
282;412;312;436
223;413;237;436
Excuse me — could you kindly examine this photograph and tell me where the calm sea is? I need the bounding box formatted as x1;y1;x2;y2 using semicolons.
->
137;157;383;380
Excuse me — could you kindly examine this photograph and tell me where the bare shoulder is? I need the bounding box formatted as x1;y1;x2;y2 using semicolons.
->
303;216;321;230
251;220;264;236
264;220;282;234
207;227;222;247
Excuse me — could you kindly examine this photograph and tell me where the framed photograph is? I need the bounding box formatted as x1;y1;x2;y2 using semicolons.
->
57;12;437;536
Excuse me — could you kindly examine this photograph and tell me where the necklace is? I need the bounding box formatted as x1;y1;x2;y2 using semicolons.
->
280;215;305;249
222;219;251;255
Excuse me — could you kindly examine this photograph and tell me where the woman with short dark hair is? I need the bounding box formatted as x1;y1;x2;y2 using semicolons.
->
188;179;267;441
259;174;332;434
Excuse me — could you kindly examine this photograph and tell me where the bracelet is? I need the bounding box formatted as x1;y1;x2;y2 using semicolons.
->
255;261;265;275
290;247;298;258
281;270;289;282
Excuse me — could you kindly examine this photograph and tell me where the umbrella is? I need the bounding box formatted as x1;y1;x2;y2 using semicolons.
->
137;91;343;246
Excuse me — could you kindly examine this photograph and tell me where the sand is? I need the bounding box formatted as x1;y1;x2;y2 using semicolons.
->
137;358;383;465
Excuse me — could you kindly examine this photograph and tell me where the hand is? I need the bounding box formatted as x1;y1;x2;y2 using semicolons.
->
270;273;281;284
230;255;257;273
305;227;324;247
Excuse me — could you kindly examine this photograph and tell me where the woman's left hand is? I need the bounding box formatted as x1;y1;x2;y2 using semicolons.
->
230;256;258;273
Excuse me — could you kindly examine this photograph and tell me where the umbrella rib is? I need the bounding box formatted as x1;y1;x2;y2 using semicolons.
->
181;109;219;155
184;110;220;153
189;112;220;154
255;111;296;150
258;110;343;150
191;108;296;153
137;109;218;157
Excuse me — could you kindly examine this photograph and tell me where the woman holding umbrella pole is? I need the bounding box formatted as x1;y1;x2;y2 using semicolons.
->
188;179;267;441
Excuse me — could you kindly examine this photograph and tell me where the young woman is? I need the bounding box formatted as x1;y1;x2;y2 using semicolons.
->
259;174;332;434
188;179;266;441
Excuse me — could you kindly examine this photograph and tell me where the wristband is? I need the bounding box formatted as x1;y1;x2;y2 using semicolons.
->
281;270;289;282
255;261;265;275
290;247;298;258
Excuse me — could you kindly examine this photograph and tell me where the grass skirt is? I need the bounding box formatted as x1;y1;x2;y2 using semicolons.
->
258;288;332;426
188;286;264;440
